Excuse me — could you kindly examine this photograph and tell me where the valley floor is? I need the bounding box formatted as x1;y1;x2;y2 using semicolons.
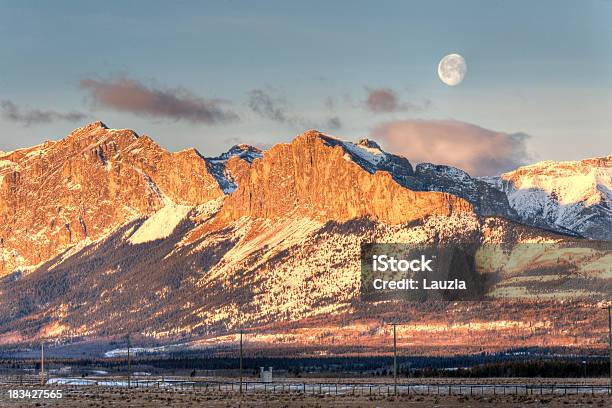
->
0;385;611;407
1;380;611;407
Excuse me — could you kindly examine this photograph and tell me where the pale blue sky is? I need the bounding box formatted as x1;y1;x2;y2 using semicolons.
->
0;0;610;170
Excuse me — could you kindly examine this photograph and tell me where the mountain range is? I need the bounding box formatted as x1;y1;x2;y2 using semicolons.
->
0;122;610;355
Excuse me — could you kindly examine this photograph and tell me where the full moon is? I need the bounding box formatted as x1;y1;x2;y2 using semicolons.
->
437;53;467;86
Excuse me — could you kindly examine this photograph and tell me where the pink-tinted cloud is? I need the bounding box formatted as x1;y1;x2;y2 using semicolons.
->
371;120;531;176
80;77;238;124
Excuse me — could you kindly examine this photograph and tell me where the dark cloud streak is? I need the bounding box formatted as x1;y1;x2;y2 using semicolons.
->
325;116;342;130
247;89;287;123
365;88;428;113
248;88;342;131
80;77;238;124
0;100;88;126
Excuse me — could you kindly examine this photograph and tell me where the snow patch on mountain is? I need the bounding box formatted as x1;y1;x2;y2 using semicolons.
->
316;134;416;188
0;159;15;168
482;156;612;239
128;203;192;244
206;144;263;194
341;138;385;167
212;144;263;162
417;163;472;183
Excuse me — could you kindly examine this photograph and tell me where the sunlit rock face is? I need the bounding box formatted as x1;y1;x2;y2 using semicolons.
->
0;124;609;350
218;130;474;225
0;121;223;276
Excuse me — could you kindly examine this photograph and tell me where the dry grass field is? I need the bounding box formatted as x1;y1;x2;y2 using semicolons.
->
1;384;610;407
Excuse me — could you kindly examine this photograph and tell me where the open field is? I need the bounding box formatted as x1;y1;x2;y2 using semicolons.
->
0;383;611;407
1;376;611;407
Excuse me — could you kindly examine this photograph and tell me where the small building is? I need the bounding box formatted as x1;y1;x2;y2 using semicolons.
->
259;367;272;383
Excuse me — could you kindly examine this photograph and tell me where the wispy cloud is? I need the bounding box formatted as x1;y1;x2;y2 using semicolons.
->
80;76;238;124
325;116;342;130
248;88;342;131
372;119;531;176
247;89;288;123
0;100;88;126
365;88;428;113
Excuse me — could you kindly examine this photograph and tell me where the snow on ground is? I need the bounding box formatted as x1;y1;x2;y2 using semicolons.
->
104;343;187;357
128;203;192;244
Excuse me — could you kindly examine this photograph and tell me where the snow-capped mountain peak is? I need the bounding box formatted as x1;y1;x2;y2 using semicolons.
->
482;155;612;239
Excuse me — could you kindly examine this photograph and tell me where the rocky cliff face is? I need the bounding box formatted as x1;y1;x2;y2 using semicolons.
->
412;163;517;219
0;121;223;276
2;123;607;279
269;134;516;221
218;130;473;224
0;123;609;350
483;156;612;239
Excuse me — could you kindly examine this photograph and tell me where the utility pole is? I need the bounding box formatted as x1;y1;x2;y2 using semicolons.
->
239;330;244;395
127;333;131;388
384;322;400;395
40;343;45;385
608;305;611;395
393;323;397;396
